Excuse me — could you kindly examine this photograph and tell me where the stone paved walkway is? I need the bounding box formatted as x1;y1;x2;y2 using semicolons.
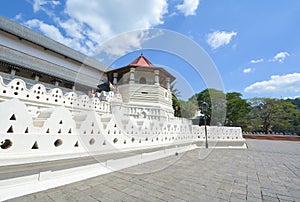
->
8;140;300;202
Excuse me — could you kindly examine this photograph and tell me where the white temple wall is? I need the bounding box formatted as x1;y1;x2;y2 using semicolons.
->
118;84;173;113
0;30;103;82
0;76;246;165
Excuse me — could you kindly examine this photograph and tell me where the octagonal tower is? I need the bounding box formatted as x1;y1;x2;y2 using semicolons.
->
106;54;176;119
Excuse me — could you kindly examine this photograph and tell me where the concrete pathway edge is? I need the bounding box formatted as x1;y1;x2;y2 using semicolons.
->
0;144;197;201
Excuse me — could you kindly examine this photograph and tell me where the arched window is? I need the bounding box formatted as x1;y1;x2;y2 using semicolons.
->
141;111;147;118
139;77;146;84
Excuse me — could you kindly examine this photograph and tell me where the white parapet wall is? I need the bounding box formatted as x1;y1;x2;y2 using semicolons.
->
0;75;246;166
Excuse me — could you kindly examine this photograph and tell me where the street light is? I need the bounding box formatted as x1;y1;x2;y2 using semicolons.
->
202;102;208;148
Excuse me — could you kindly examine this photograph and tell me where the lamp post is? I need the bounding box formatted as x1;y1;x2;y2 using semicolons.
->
202;102;208;148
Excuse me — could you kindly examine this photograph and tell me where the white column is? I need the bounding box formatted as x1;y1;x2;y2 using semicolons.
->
10;68;16;76
113;73;118;85
154;70;159;85
129;68;135;84
72;85;76;91
55;80;59;86
34;75;39;82
166;77;170;90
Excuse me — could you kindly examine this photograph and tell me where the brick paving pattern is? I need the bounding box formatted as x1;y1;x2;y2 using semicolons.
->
8;140;300;201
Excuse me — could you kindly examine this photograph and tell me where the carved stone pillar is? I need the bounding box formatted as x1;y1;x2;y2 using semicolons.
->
32;73;41;82
129;68;135;84
166;77;170;90
113;73;118;85
154;70;159;85
51;79;61;86
10;67;19;76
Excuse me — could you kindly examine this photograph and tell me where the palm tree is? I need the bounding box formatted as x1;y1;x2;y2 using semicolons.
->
170;82;181;117
170;82;180;98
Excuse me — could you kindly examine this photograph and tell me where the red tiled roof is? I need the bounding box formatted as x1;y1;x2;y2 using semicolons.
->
128;54;154;67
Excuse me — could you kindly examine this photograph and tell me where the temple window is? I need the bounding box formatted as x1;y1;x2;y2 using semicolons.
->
139;77;146;84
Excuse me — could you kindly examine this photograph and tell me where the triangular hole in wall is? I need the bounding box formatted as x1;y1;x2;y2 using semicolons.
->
91;129;94;134
9;114;16;120
58;129;61;133
74;141;79;147
102;140;106;145
7;125;14;133
24;127;29;133
59;120;63;124
68;128;72;134
46;128;50;133
31;141;39;149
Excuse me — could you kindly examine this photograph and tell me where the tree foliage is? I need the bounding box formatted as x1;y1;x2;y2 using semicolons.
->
225;92;250;128
178;96;198;118
170;87;300;135
195;88;226;126
247;98;300;134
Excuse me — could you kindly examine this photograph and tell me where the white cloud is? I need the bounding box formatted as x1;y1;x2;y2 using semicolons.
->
28;0;169;58
244;73;300;94
56;18;85;40
272;51;290;63
95;30;164;63
55;0;168;57
33;0;45;12
14;13;23;20
32;0;60;13
176;0;200;16
250;58;263;64
243;68;254;73
25;19;67;43
207;31;237;50
97;31;146;58
25;19;91;55
65;0;168;39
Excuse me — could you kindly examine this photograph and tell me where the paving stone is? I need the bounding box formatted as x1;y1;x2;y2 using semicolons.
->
246;196;262;202
229;196;246;202
230;191;246;200
6;140;300;202
262;195;280;202
276;193;299;202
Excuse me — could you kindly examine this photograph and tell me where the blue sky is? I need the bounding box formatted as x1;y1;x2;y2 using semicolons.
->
1;0;300;100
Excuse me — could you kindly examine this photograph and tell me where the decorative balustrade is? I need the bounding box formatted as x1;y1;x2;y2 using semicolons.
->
0;75;112;113
0;75;246;164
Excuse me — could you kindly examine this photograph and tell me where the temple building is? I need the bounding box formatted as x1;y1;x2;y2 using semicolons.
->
107;54;175;118
0;16;108;93
0;16;246;163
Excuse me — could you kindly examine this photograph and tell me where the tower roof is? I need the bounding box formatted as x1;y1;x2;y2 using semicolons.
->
128;54;154;67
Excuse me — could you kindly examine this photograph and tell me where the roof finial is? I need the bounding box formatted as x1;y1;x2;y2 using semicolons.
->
141;51;143;56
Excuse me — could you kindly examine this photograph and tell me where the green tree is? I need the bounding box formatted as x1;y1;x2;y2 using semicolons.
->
172;95;181;117
225;92;250;129
248;98;300;134
286;97;300;109
195;88;226;126
271;101;300;134
170;83;181;117
178;96;198;118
